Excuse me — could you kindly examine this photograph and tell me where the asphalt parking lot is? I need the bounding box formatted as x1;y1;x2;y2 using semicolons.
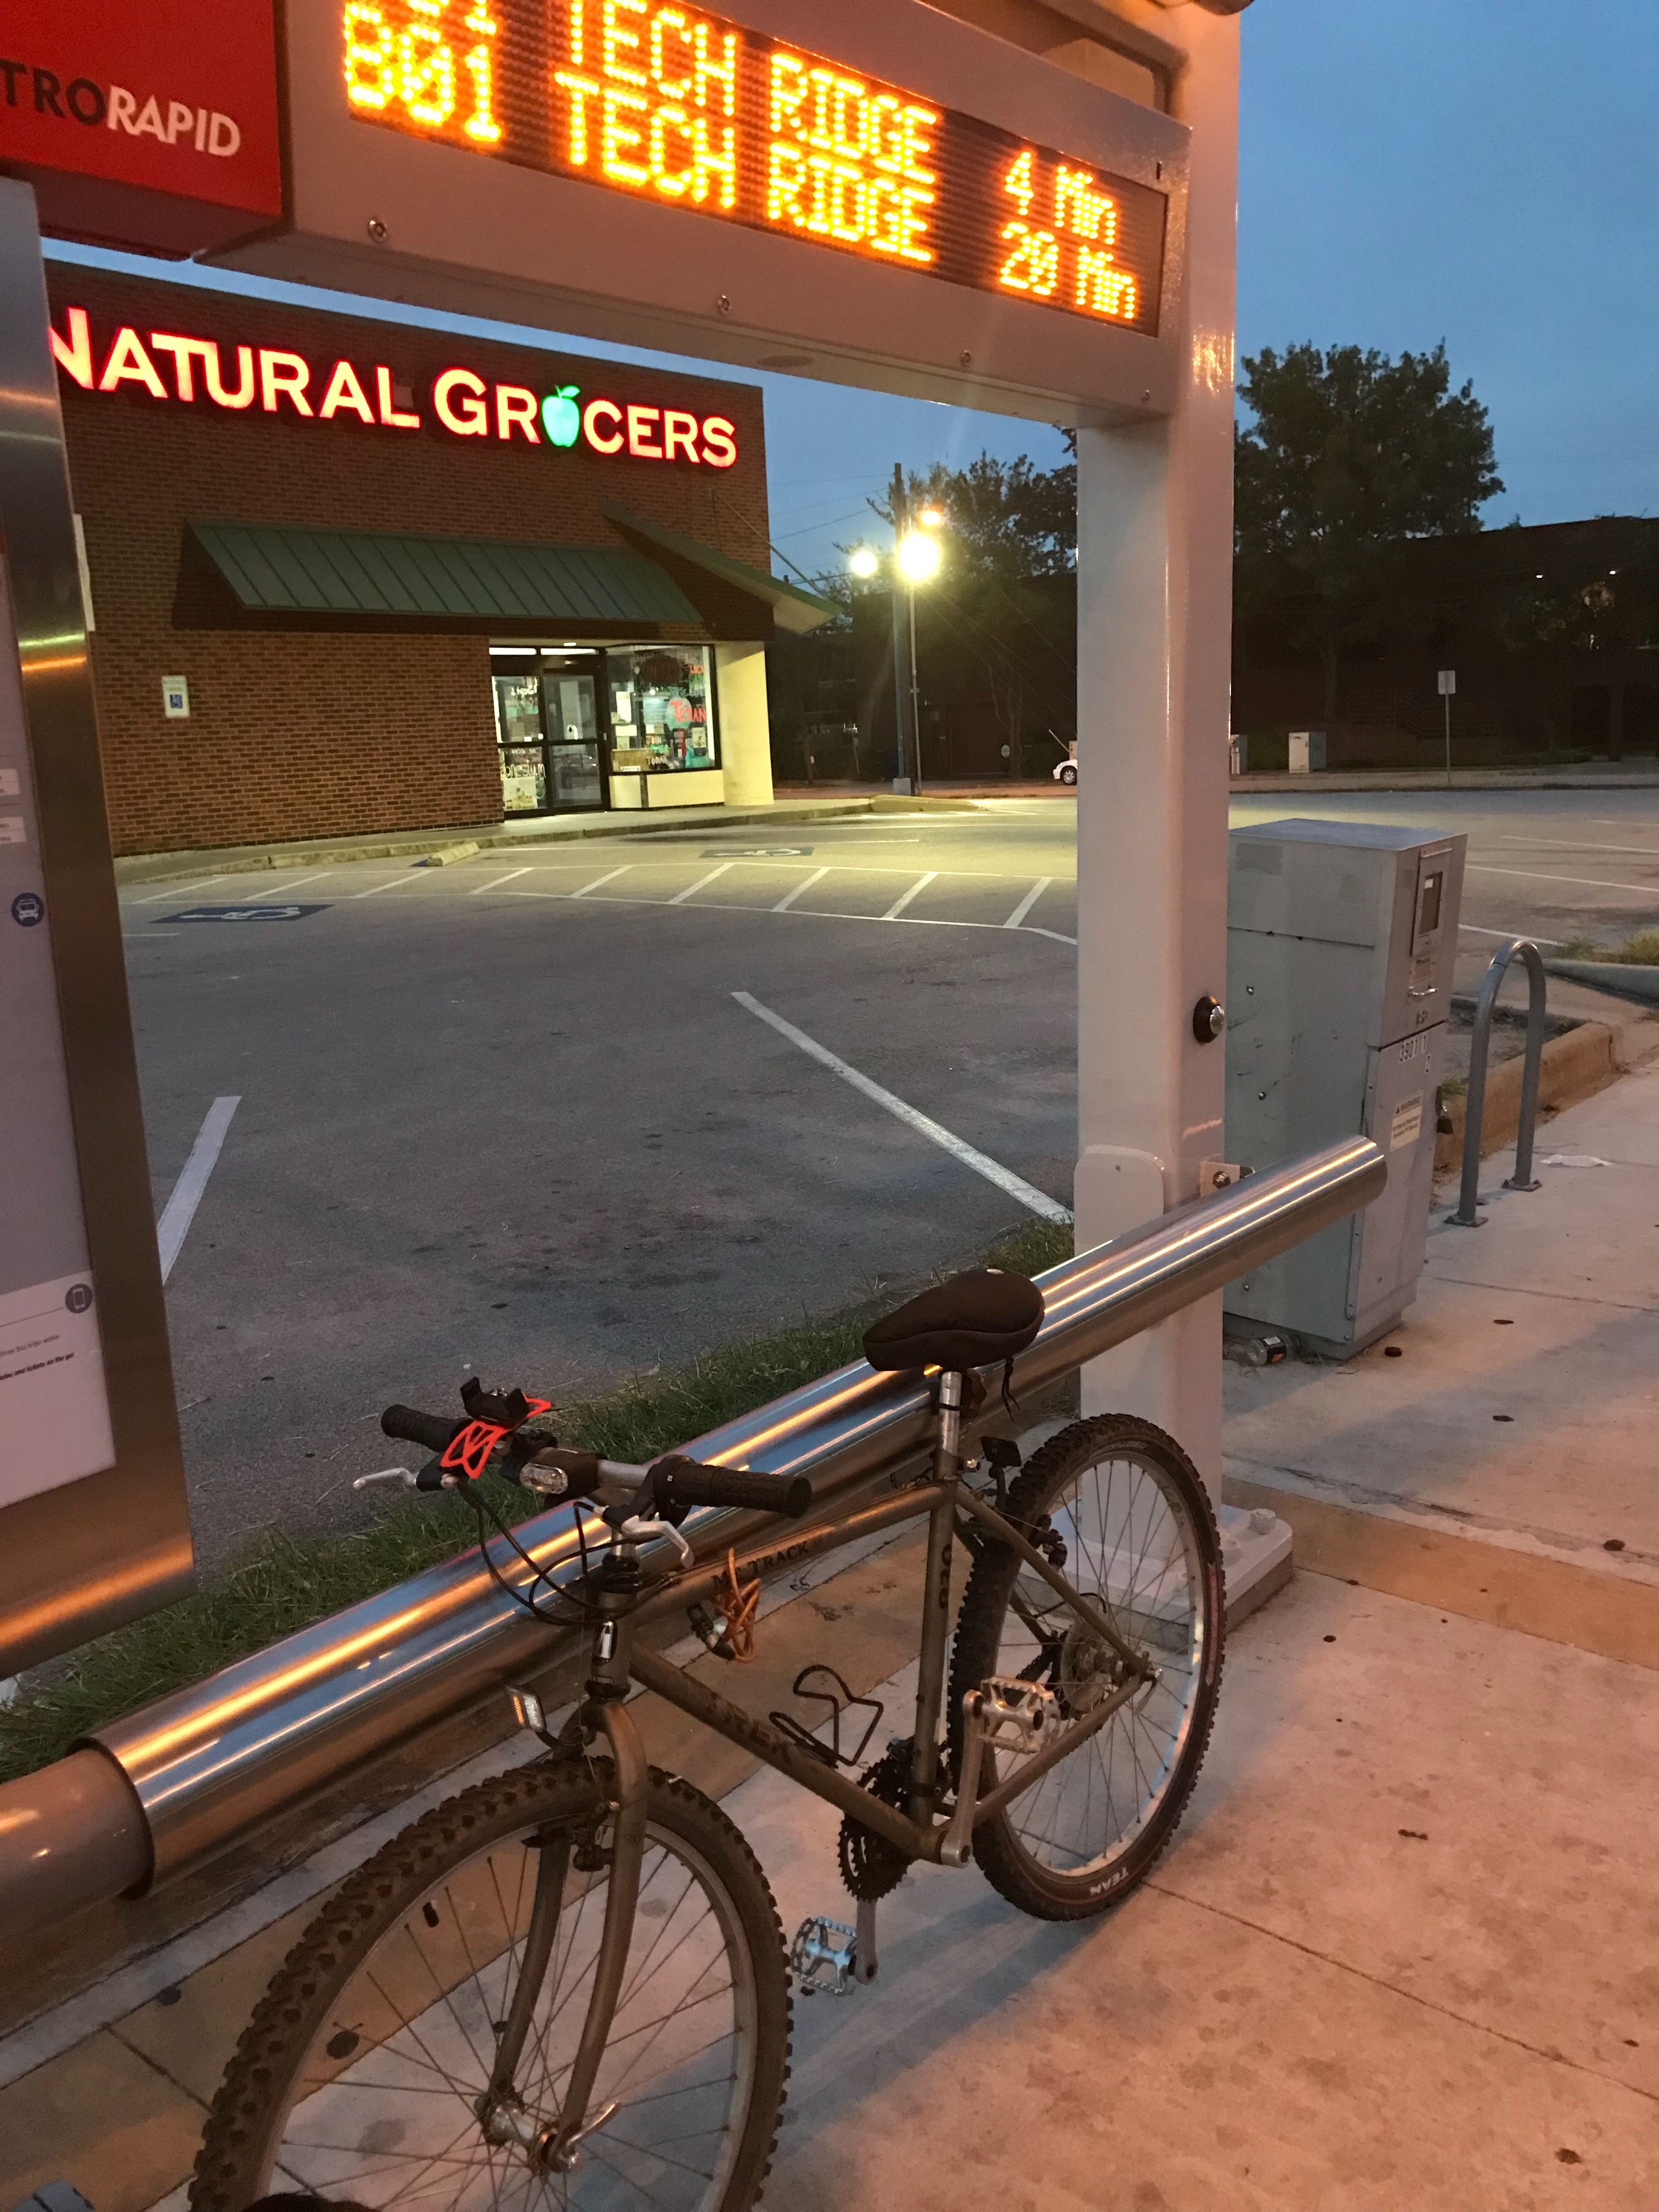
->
121;788;1659;1565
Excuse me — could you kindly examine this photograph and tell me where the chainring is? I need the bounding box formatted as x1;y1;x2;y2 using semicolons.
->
838;1737;916;1903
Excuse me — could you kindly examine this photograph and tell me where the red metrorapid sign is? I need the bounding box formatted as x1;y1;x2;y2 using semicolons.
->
0;0;282;255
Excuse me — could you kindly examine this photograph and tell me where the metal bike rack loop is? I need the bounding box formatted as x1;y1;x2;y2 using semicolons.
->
0;1136;1385;1942
1449;938;1548;1228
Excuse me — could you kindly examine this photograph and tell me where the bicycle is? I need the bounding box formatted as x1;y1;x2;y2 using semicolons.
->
192;1265;1224;2209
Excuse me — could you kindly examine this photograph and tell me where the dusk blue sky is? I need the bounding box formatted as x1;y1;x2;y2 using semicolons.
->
52;0;1658;582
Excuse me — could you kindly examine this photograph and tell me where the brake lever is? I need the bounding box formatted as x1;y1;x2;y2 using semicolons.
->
356;1460;457;1493
619;1514;693;1565
354;1466;419;1491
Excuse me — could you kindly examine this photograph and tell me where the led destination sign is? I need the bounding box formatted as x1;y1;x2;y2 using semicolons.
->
341;0;1167;335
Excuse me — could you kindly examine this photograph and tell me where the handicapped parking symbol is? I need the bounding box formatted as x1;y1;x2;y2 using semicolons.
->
10;890;44;926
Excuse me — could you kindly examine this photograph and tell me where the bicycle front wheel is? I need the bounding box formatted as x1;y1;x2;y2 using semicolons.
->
193;1757;790;2211
950;1415;1224;1921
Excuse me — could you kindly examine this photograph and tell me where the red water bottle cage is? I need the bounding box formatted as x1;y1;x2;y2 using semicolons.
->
441;1395;552;1481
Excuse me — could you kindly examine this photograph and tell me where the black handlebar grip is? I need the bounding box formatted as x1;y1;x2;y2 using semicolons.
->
381;1404;466;1454
651;1456;812;1520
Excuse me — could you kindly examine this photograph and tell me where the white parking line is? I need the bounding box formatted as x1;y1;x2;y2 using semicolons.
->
1466;863;1659;896
352;868;445;898
1459;922;1565;945
772;865;830;912
1497;838;1659;856
733;991;1071;1224
881;871;937;921
133;874;228;904
469;867;532;895
244;868;334;901
669;861;736;906
156;1097;240;1283
569;864;631;898
1002;877;1051;929
500;883;1079;946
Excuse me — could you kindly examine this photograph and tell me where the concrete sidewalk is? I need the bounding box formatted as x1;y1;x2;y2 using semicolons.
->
1226;1049;1659;1667
5;1543;1654;2210
5;1049;1658;2209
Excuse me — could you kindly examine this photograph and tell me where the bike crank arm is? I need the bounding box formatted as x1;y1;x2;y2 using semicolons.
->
957;1670;1146;1852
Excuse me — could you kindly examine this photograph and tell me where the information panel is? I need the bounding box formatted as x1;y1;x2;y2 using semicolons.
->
0;566;116;1509
0;178;190;1671
340;0;1167;335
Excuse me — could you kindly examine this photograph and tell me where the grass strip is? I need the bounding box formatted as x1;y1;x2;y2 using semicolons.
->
0;1217;1071;1784
1559;927;1659;964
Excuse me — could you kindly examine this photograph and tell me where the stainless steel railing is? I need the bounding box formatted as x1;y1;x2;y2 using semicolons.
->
0;1135;1385;1939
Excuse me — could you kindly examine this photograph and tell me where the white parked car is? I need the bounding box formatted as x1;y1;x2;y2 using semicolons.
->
1052;741;1078;786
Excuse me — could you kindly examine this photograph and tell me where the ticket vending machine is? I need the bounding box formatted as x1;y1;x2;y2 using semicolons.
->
1223;820;1466;1356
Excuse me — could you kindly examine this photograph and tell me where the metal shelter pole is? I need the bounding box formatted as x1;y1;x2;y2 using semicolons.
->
1073;12;1242;1504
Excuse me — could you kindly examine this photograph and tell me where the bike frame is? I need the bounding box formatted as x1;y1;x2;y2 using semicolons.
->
526;1378;1155;2163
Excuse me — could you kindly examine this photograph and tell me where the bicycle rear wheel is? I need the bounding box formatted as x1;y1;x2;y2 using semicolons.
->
192;1757;790;2210
950;1415;1223;1920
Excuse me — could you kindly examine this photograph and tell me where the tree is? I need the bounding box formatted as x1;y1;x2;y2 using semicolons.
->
853;452;1076;774
1235;342;1502;723
874;452;1075;582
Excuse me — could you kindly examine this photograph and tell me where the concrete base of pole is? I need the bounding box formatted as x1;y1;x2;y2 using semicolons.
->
1220;1502;1295;1627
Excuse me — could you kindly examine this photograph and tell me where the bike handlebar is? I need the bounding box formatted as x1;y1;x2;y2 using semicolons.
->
648;1455;812;1520
376;1406;812;1523
381;1404;467;1454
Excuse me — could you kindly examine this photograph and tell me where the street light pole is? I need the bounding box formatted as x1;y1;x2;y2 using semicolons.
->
888;462;911;794
907;578;923;794
856;469;940;796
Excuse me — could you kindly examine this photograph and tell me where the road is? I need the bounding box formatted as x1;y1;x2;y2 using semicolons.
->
119;789;1659;1565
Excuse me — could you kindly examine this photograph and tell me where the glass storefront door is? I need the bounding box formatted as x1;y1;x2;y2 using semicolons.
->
492;650;607;815
543;665;603;810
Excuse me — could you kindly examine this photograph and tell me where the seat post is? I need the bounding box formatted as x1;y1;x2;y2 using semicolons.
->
909;1369;965;1824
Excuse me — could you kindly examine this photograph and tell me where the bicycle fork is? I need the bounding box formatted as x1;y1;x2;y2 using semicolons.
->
481;1545;652;2174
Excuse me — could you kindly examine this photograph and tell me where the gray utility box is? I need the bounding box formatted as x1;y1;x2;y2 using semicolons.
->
1224;820;1466;1356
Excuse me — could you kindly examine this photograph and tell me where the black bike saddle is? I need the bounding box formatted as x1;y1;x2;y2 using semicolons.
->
862;1268;1044;1374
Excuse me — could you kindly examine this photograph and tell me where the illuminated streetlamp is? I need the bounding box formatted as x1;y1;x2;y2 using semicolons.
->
896;529;943;584
846;483;946;792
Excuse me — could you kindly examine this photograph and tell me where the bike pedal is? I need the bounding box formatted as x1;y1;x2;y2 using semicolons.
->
979;1676;1063;1750
789;1915;860;1996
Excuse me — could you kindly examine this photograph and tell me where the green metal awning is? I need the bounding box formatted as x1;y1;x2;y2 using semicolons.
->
187;522;707;629
601;504;839;634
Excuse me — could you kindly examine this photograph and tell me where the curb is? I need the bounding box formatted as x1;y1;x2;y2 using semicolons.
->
1434;1012;1659;1172
1232;770;1659;794
1542;959;1659;1008
110;801;870;888
109;793;999;889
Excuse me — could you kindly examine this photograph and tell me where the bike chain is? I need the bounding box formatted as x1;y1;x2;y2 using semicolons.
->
838;1737;916;1903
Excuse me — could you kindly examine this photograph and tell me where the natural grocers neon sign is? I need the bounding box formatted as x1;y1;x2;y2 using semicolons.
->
47;306;740;466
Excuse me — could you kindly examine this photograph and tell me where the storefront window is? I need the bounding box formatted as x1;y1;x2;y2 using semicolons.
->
608;646;717;773
493;666;541;744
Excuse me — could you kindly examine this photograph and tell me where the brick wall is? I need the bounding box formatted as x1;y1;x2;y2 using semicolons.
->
49;269;771;855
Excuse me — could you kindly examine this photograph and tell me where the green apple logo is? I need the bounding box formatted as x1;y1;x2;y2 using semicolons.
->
542;386;580;447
